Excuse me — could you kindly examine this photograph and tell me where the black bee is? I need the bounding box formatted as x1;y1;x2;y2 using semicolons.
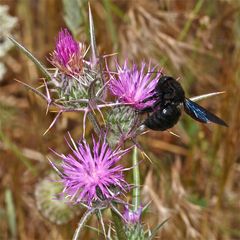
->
141;76;228;131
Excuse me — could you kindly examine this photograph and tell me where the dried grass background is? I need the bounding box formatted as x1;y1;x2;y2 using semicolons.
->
0;0;240;239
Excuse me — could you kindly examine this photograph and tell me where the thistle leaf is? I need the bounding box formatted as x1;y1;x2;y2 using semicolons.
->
142;201;151;214
88;3;98;67
148;218;169;240
62;0;84;36
8;36;52;81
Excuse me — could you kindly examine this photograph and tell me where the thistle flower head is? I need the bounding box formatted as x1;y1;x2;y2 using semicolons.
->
108;61;162;110
50;28;86;75
35;172;80;225
52;134;130;206
123;205;142;225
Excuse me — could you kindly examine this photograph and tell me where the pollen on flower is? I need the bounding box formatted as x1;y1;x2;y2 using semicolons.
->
108;61;163;110
51;134;130;205
50;28;86;75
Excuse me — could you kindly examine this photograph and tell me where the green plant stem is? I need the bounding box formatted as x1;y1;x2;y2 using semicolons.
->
5;189;17;239
132;146;140;211
102;0;119;50
111;206;127;240
160;0;204;74
178;0;204;41
72;208;95;240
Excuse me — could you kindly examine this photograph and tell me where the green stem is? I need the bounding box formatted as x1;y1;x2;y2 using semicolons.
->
5;189;17;239
178;0;204;41
132;146;140;211
72;208;95;240
111;206;127;240
160;0;204;66
102;0;119;50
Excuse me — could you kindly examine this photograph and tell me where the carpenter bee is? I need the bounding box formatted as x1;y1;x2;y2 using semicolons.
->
141;76;228;131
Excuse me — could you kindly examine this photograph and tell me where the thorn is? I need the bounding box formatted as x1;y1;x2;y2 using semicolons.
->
36;84;45;89
101;52;118;58
48;158;63;177
88;2;98;67
14;78;48;101
141;151;152;163
167;130;180;138
67;132;79;152
46;102;51;115
42;78;52;114
82;110;88;138
98;108;106;125
190;91;225;102
83;45;90;58
96;80;111;98
43;79;51;99
43;111;62;135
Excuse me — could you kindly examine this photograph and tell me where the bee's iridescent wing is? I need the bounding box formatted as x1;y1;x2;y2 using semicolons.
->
184;98;228;127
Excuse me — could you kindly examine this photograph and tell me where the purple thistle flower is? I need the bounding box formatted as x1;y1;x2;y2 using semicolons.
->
50;29;86;75
55;29;79;66
51;134;130;206
123;205;142;225
108;61;163;110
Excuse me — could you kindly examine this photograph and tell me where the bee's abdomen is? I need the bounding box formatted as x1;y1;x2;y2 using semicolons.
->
144;105;181;131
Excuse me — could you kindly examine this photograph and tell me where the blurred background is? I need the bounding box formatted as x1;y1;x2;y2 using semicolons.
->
0;0;239;239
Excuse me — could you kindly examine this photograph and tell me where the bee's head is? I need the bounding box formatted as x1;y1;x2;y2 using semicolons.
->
156;76;176;89
155;75;185;104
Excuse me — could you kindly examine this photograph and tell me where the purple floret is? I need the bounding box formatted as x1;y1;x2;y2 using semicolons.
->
108;61;162;110
50;28;85;75
54;29;80;66
52;134;130;205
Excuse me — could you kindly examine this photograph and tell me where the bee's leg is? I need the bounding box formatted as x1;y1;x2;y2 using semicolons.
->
141;93;158;103
152;98;163;108
139;106;154;113
139;93;161;113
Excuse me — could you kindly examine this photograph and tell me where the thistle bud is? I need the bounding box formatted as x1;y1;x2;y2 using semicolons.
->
106;106;139;147
35;172;80;225
49;29;103;108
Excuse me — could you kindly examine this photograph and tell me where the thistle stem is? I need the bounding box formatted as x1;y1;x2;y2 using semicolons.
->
72;208;95;240
111;206;127;240
132;146;140;211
